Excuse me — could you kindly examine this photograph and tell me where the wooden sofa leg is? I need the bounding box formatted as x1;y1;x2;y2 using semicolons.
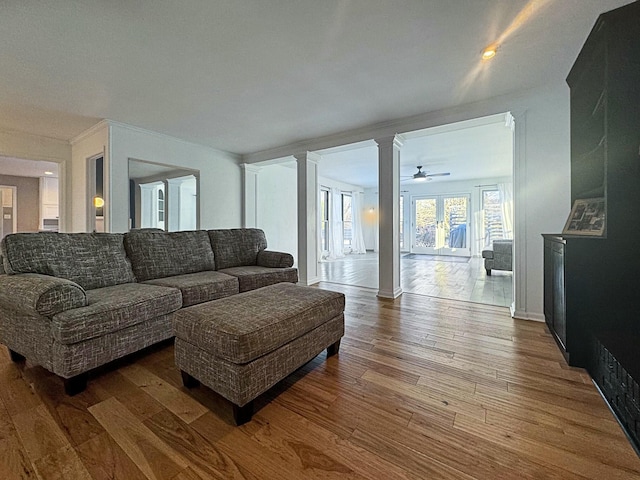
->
486;268;492;276
233;401;254;426
327;339;341;357
64;373;87;396
8;349;25;363
181;370;200;388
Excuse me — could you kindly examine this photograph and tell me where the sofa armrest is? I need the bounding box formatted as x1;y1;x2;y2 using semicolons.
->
0;273;87;317
256;250;294;268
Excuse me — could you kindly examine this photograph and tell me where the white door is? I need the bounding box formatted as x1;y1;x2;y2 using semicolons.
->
412;194;470;257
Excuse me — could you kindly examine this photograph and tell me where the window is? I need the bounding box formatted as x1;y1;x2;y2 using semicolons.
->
320;189;329;252
158;188;165;223
482;189;504;247
342;193;352;248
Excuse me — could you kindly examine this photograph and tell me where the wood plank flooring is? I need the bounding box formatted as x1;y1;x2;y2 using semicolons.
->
320;252;513;308
1;283;638;479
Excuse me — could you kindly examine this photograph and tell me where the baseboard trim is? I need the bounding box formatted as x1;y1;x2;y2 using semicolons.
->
377;287;403;299
512;309;545;322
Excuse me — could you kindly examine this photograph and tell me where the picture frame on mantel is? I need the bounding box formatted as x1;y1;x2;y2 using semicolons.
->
562;197;606;236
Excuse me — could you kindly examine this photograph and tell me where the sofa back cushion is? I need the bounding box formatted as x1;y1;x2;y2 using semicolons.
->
208;228;267;270
0;233;135;290
124;230;216;281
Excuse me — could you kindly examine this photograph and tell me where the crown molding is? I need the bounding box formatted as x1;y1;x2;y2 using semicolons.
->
71;119;241;161
240;85;543;165
69;120;110;145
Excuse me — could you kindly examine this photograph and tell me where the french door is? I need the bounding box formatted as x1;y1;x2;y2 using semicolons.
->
412;194;470;256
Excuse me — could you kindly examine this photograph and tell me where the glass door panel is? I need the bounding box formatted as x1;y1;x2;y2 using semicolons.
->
442;195;470;256
412;194;470;257
413;197;437;254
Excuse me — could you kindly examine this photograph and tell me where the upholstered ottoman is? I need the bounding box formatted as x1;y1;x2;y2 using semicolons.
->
173;282;345;425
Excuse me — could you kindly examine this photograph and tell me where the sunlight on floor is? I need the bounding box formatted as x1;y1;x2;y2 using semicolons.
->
319;251;513;308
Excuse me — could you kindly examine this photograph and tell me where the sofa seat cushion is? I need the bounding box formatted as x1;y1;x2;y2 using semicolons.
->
52;283;182;345
1;233;135;290
218;266;298;292
173;283;345;364
124;230;216;282
208;229;267;270
143;271;239;307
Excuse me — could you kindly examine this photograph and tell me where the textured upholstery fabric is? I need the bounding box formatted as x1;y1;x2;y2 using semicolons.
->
1;233;135;290
52;283;182;345
124;230;216;282
482;239;513;273
173;283;345;364
208;228;267;269
218;266;298;292
0;305;54;371
0;273;86;317
143;271;239;307
52;315;174;378
256;250;294;268
175;314;344;406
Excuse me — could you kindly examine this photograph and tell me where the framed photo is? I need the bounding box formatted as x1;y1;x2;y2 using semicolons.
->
562;197;606;236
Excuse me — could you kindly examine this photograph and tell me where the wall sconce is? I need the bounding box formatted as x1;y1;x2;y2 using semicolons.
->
93;196;105;208
368;207;375;213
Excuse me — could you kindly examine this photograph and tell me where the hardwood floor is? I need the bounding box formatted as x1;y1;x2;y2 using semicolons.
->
320;252;513;308
1;283;638;479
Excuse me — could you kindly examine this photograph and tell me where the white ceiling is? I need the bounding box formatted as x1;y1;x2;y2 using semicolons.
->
317;113;513;188
0;156;59;178
0;0;633;156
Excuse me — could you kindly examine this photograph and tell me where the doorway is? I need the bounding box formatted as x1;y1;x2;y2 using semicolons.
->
411;194;470;257
0;186;17;240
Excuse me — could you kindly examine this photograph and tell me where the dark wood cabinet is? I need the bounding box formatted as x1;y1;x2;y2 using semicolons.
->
543;235;567;360
544;1;640;455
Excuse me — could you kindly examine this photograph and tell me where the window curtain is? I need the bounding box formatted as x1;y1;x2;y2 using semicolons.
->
498;182;513;239
326;187;345;260
351;192;366;254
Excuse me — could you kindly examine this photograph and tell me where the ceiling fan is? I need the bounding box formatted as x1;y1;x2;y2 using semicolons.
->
402;165;451;182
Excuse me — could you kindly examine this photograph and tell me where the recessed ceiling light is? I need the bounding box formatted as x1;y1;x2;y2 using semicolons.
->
44;171;54;175
482;46;497;60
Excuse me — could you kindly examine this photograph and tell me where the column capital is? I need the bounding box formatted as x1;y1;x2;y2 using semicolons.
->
374;134;404;149
293;151;321;165
240;163;262;174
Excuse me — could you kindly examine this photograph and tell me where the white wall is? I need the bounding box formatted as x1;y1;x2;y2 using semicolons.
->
107;122;241;232
69;122;108;232
256;163;298;261
362;189;378;251
255;163;365;264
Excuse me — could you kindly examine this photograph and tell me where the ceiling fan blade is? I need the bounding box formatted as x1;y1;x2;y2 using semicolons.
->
426;172;450;177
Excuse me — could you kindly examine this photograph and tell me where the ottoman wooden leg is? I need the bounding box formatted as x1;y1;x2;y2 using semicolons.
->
233;401;254;426
8;349;25;363
327;339;341;357
181;371;200;388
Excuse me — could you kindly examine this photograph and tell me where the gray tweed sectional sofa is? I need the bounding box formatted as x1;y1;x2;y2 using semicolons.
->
0;228;297;394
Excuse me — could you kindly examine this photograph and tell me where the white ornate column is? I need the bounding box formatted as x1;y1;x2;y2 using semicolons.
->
295;152;320;286
376;135;403;298
241;164;261;228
